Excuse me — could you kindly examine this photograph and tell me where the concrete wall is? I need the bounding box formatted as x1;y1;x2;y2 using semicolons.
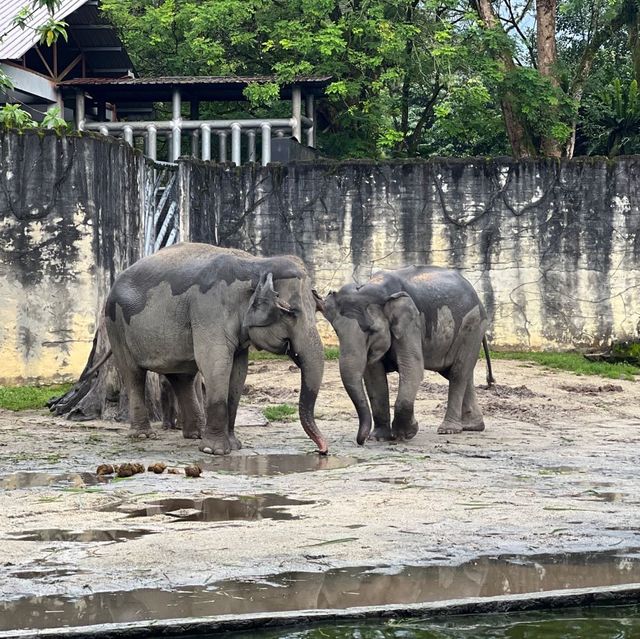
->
0;130;143;384
182;157;640;350
3;130;640;384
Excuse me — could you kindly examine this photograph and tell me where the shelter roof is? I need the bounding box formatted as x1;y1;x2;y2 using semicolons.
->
58;75;332;102
1;0;133;78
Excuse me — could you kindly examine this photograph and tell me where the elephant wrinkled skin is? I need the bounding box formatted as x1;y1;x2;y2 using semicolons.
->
323;266;493;445
105;242;327;455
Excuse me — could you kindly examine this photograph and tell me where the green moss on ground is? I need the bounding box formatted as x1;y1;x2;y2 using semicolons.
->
488;351;640;380
0;384;73;411
263;403;298;421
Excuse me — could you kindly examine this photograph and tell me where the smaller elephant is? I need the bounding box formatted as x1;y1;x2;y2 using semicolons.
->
323;266;494;444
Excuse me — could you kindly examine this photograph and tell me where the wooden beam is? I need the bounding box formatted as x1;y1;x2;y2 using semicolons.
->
57;54;82;82
34;46;54;79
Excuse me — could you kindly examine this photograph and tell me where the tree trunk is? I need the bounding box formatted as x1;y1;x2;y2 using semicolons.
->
472;0;536;158
48;316;165;423
537;0;562;157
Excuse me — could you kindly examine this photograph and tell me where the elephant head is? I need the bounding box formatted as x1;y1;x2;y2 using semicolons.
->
243;270;328;454
324;284;422;444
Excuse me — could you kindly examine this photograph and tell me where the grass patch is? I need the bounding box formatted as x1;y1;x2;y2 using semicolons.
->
263;403;297;422
249;347;340;362
0;383;72;411
487;351;640;380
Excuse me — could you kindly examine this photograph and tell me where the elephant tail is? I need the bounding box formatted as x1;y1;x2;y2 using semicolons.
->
483;335;495;387
78;349;113;382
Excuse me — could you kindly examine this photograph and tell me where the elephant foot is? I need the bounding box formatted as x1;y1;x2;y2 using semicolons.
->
200;435;231;455
462;416;485;432
229;433;243;450
437;419;463;435
182;422;203;439
393;420;419;441
128;426;157;440
369;426;394;441
162;422;179;431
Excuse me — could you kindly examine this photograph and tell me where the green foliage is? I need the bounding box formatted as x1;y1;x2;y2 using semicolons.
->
0;104;36;130
490;351;640;380
263;403;298;421
41;106;69;133
589;78;640;156
0;384;73;411
98;0;640;158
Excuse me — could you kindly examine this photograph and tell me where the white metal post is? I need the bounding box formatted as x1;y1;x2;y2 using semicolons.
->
201;124;211;161
219;131;228;162
123;125;133;146
305;93;315;147
291;86;302;142
261;122;271;166
147;125;157;161
171;88;182;161
231;122;241;165
75;89;85;130
247;130;256;163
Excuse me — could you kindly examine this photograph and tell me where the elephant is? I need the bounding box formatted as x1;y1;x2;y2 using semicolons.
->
323;266;494;445
104;242;327;455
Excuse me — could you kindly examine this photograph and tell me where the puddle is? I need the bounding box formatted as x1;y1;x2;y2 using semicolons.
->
198;453;357;476
6;529;152;543
0;471;107;490
3;549;640;631
9;568;78;580
117;494;314;522
363;477;411;485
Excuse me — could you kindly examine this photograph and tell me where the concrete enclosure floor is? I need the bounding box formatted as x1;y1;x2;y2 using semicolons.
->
0;357;639;609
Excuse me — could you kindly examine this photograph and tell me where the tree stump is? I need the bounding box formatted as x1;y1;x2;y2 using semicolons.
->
48;316;166;423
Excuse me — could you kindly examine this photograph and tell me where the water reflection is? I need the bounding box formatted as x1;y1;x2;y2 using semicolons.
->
119;494;314;522
198;454;357;476
6;529;152;543
0;471;106;490
2;550;640;631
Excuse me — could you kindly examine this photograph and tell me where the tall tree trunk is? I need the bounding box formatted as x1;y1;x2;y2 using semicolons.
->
537;0;562;157
472;0;536;158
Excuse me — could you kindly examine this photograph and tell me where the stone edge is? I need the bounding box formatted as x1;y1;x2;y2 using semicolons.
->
2;582;640;639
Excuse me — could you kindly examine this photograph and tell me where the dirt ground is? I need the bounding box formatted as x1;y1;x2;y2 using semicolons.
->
0;357;639;604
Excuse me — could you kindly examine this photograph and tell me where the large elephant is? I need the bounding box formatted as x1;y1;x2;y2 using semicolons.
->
105;242;327;455
323;266;493;445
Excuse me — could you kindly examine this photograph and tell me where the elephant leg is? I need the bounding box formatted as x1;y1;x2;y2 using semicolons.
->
196;346;233;455
164;373;205;439
124;366;154;439
227;348;249;451
160;375;178;430
392;354;423;440
364;361;392;440
461;379;485;432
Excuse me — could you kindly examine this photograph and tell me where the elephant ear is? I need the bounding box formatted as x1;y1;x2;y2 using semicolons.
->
244;272;295;328
384;292;420;340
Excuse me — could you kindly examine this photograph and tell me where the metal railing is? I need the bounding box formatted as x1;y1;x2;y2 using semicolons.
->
83;116;313;165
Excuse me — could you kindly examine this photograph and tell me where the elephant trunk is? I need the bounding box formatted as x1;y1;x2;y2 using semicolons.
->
339;354;372;445
290;328;328;454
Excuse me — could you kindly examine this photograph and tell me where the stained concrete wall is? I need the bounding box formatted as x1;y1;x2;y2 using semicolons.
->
182;158;640;350
3;132;640;385
0;130;143;384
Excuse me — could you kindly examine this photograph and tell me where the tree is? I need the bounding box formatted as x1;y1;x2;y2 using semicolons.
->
96;0;640;158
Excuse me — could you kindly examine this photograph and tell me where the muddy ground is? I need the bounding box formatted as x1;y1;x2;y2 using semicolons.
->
0;358;639;607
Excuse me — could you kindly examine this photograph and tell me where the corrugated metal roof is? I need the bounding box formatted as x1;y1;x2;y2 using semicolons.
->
59;75;333;87
0;0;88;60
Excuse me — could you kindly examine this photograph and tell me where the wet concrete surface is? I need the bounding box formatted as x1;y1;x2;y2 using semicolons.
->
2;549;640;631
1;358;640;631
